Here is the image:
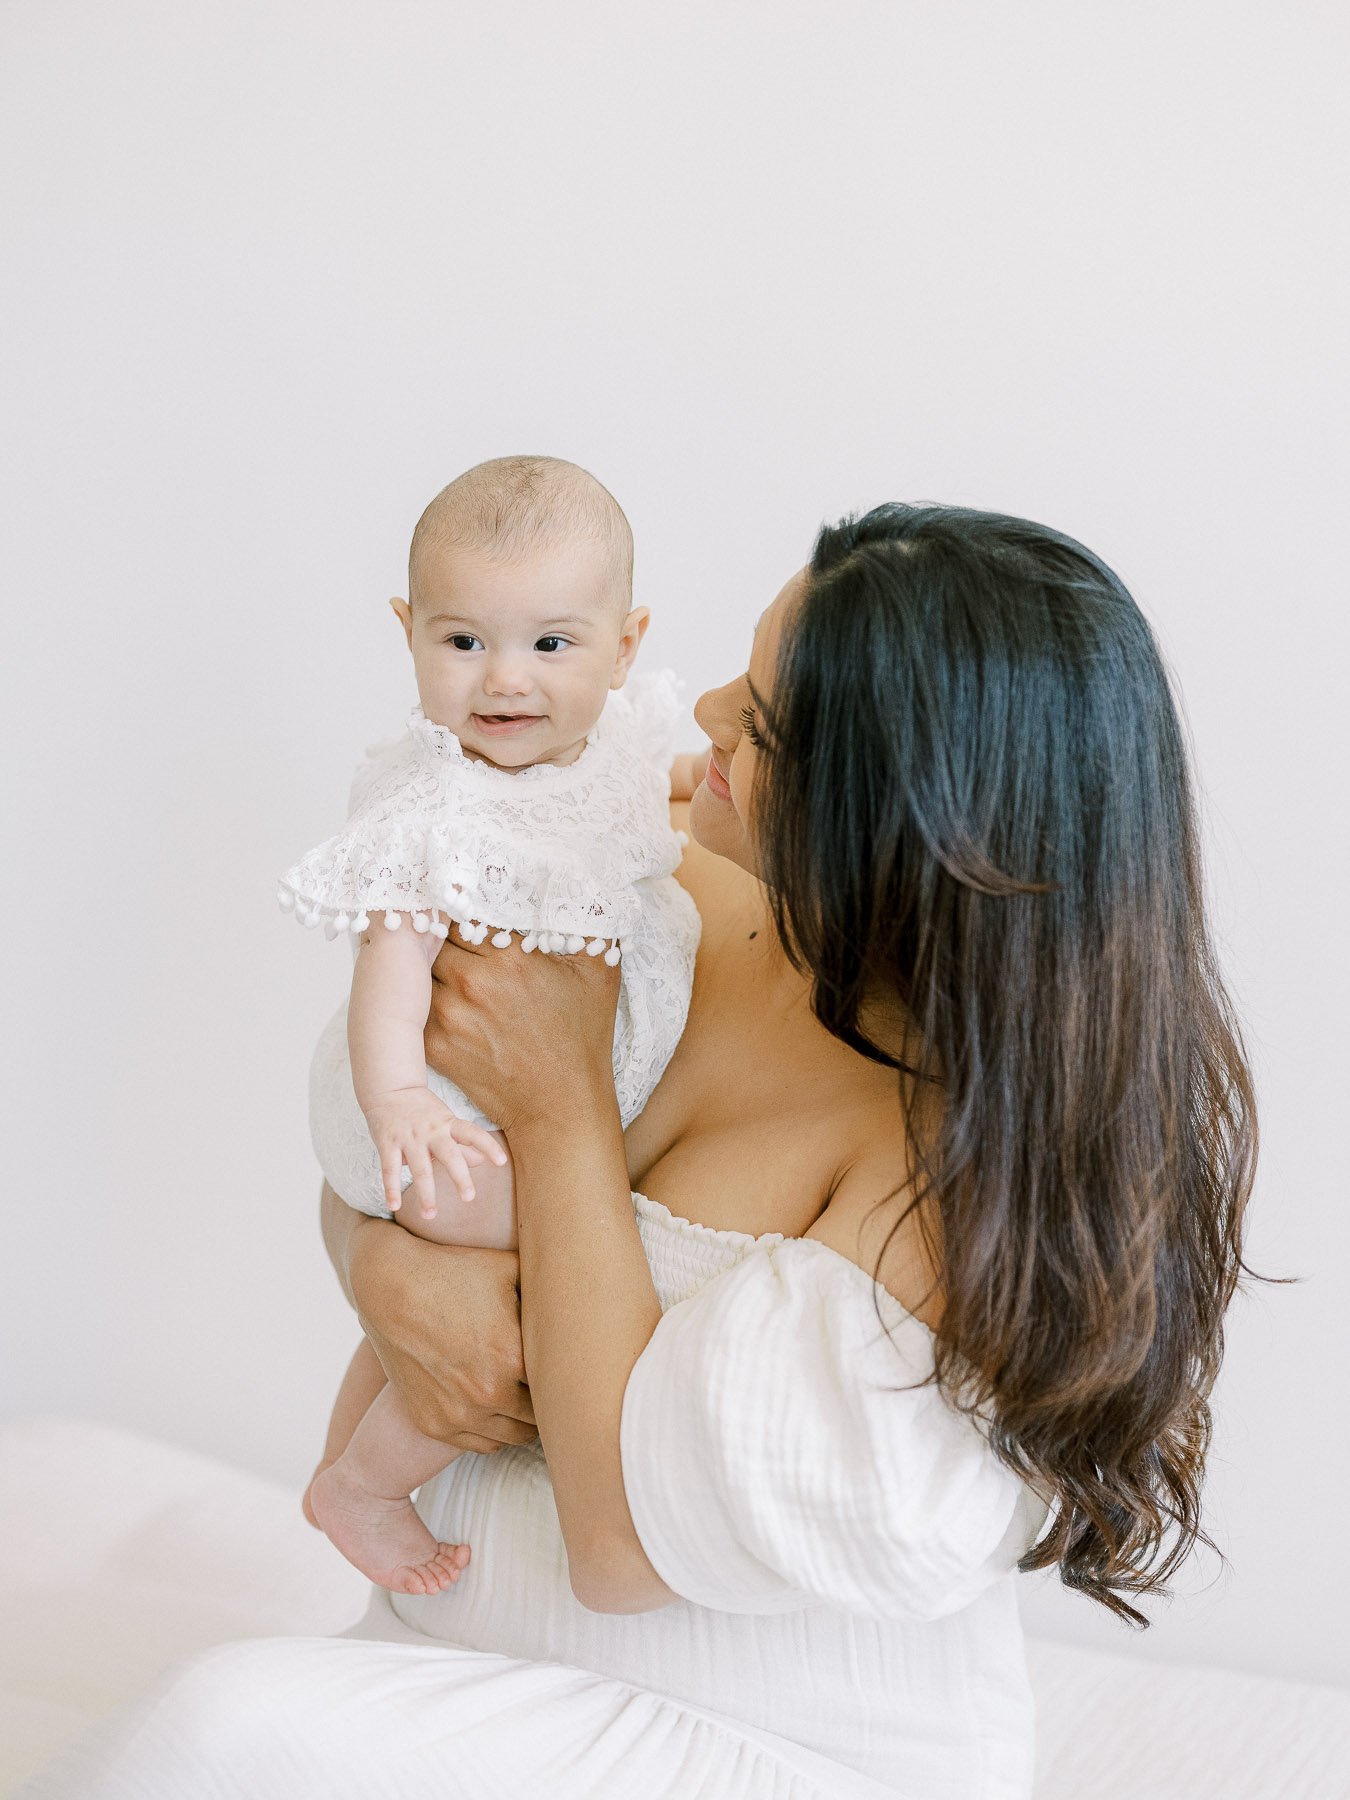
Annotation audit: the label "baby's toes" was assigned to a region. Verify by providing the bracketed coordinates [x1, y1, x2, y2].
[431, 1543, 468, 1583]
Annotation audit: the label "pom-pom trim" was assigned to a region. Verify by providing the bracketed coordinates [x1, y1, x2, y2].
[276, 882, 622, 965]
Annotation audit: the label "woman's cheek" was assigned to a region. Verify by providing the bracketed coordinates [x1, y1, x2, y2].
[728, 744, 756, 824]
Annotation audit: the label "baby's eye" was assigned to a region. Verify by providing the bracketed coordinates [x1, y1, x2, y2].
[535, 635, 569, 653]
[446, 634, 481, 651]
[739, 703, 764, 748]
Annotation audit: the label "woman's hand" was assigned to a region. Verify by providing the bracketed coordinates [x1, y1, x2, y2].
[425, 934, 622, 1133]
[341, 1198, 537, 1454]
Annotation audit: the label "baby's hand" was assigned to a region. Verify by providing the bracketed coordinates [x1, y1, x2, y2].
[363, 1088, 508, 1220]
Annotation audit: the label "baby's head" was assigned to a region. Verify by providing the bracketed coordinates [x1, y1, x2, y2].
[390, 456, 647, 770]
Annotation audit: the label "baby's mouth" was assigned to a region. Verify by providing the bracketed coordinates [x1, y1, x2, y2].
[472, 711, 542, 731]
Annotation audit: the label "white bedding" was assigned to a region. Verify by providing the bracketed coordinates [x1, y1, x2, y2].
[2, 1417, 1346, 1799]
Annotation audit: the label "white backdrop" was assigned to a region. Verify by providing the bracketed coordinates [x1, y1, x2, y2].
[2, 0, 1346, 1692]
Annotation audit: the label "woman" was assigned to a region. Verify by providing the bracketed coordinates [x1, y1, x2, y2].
[26, 504, 1256, 1799]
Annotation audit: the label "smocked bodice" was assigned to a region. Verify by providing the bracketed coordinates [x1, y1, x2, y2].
[632, 1190, 785, 1310]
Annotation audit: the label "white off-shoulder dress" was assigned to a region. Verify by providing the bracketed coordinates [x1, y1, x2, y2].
[21, 1197, 1051, 1800]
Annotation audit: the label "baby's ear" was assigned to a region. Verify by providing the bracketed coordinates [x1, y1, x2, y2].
[388, 596, 414, 650]
[611, 606, 650, 687]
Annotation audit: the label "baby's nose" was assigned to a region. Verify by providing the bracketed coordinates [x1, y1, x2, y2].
[483, 657, 534, 696]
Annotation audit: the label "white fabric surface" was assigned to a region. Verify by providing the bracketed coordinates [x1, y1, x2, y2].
[620, 1236, 1049, 1620]
[12, 1198, 1046, 1797]
[385, 1196, 1045, 1796]
[2, 1417, 1348, 1798]
[286, 668, 702, 1212]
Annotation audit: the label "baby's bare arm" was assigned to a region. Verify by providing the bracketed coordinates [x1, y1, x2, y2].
[349, 914, 505, 1216]
[348, 914, 440, 1113]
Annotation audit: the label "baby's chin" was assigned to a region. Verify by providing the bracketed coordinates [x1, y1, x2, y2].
[458, 713, 590, 770]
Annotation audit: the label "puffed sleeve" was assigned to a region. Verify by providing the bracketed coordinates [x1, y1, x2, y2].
[618, 1238, 1049, 1621]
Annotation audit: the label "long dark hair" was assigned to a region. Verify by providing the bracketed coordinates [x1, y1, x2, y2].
[755, 503, 1260, 1626]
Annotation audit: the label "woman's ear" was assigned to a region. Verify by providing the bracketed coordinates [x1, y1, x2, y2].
[389, 596, 414, 651]
[610, 607, 651, 688]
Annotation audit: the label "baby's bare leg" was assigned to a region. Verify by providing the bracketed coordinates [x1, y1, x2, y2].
[308, 1134, 515, 1593]
[302, 1336, 386, 1528]
[401, 1128, 516, 1249]
[307, 1385, 473, 1595]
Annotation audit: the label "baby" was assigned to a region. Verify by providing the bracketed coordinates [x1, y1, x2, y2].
[278, 456, 701, 1596]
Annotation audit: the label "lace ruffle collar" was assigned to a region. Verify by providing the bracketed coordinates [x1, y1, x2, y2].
[408, 704, 606, 782]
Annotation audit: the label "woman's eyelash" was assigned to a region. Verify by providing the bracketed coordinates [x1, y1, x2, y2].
[739, 704, 764, 747]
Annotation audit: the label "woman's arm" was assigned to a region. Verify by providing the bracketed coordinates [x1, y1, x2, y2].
[424, 943, 676, 1612]
[319, 1180, 538, 1457]
[510, 1101, 675, 1612]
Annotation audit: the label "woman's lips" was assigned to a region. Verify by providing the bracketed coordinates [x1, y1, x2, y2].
[471, 713, 542, 737]
[703, 750, 734, 801]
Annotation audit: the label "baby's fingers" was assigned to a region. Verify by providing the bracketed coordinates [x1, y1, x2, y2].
[378, 1144, 406, 1214]
[428, 1135, 477, 1207]
[449, 1121, 509, 1167]
[403, 1145, 440, 1220]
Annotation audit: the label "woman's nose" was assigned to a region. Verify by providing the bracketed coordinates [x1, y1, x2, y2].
[693, 681, 739, 747]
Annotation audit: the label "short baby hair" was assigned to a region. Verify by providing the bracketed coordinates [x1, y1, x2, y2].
[409, 456, 634, 612]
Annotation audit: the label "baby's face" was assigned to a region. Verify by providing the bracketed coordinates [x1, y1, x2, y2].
[392, 538, 646, 770]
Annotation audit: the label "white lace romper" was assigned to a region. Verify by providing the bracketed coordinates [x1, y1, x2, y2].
[278, 669, 702, 1219]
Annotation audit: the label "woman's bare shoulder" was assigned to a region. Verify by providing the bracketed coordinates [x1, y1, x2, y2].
[804, 1075, 947, 1331]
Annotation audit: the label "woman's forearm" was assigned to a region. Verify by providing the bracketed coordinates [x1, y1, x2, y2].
[320, 1179, 375, 1309]
[509, 1104, 675, 1614]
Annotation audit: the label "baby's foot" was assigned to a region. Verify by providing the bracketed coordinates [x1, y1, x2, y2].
[301, 1461, 335, 1530]
[308, 1461, 471, 1595]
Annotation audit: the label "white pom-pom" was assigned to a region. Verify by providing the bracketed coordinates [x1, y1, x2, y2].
[491, 930, 513, 948]
[412, 912, 429, 933]
[604, 942, 622, 966]
[522, 932, 539, 954]
[277, 887, 295, 912]
[334, 912, 351, 932]
[352, 913, 370, 932]
[431, 920, 449, 940]
[323, 919, 339, 940]
[565, 935, 585, 954]
[303, 909, 321, 929]
[473, 922, 491, 944]
[384, 912, 402, 931]
[458, 920, 475, 942]
[586, 937, 606, 956]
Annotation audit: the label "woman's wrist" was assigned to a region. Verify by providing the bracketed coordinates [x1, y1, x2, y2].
[507, 1079, 623, 1178]
[496, 1051, 622, 1144]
